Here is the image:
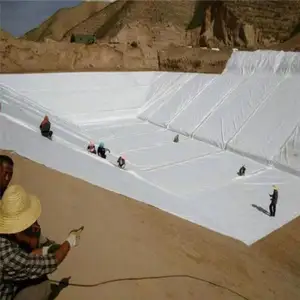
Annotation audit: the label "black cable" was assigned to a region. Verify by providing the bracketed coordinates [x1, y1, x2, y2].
[50, 274, 250, 300]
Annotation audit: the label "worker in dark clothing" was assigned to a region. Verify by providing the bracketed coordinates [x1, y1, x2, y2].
[237, 165, 246, 176]
[269, 185, 278, 217]
[97, 142, 110, 159]
[87, 142, 96, 154]
[39, 115, 53, 140]
[117, 156, 126, 169]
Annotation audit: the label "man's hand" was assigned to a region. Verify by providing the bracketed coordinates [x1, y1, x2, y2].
[66, 226, 84, 248]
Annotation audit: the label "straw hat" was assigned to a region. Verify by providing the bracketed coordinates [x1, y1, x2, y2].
[0, 185, 41, 234]
[272, 185, 278, 190]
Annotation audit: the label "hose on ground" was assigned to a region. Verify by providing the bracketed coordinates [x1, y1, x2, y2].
[50, 274, 250, 300]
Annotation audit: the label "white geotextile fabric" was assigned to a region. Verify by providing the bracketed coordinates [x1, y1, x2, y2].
[1, 112, 300, 245]
[137, 51, 300, 174]
[224, 50, 300, 75]
[0, 72, 157, 124]
[1, 51, 300, 245]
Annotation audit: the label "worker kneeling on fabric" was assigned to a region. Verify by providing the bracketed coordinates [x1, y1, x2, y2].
[0, 185, 82, 300]
[39, 116, 53, 140]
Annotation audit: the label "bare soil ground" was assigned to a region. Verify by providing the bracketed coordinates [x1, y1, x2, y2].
[0, 150, 300, 300]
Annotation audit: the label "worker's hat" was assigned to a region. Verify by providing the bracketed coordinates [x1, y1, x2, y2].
[0, 185, 41, 234]
[272, 185, 278, 190]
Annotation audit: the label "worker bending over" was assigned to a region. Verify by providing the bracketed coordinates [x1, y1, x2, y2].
[97, 142, 110, 159]
[117, 156, 126, 169]
[39, 116, 53, 140]
[87, 141, 96, 154]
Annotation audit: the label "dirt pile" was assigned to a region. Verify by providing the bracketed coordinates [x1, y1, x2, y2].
[1, 150, 300, 300]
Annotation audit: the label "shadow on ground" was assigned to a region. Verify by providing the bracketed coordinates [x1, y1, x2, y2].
[252, 204, 270, 216]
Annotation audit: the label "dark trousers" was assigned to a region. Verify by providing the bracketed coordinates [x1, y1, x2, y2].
[14, 276, 51, 300]
[41, 130, 53, 139]
[100, 153, 106, 159]
[269, 202, 276, 217]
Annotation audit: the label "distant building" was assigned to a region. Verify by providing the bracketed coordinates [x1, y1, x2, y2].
[70, 34, 96, 44]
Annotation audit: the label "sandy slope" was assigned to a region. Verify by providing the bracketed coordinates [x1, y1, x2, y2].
[252, 216, 300, 278]
[1, 149, 300, 300]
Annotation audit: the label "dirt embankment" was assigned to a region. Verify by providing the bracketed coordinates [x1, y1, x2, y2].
[0, 28, 231, 74]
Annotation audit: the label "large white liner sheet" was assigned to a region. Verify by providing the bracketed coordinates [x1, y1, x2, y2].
[138, 151, 266, 197]
[168, 74, 246, 136]
[82, 121, 158, 141]
[124, 138, 219, 171]
[140, 74, 216, 128]
[0, 72, 156, 92]
[0, 72, 157, 123]
[272, 124, 300, 176]
[193, 75, 285, 148]
[3, 112, 299, 245]
[0, 114, 202, 224]
[224, 50, 300, 75]
[185, 168, 300, 244]
[228, 76, 300, 164]
[2, 53, 300, 245]
[103, 130, 187, 154]
[138, 73, 197, 123]
[0, 85, 89, 149]
[140, 72, 186, 112]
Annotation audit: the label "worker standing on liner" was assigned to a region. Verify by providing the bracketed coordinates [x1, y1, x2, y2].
[269, 185, 278, 217]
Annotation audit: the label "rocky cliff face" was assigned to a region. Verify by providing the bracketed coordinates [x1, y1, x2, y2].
[190, 1, 262, 48]
[23, 0, 300, 50]
[226, 0, 300, 42]
[2, 1, 300, 74]
[190, 0, 300, 48]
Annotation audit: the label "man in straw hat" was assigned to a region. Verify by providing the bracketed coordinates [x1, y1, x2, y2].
[269, 185, 279, 217]
[0, 155, 55, 250]
[0, 185, 82, 300]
